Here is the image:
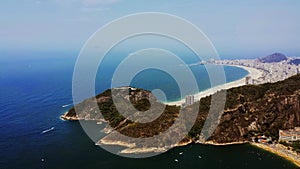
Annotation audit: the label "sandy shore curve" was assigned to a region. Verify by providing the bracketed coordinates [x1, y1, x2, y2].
[165, 65, 263, 106]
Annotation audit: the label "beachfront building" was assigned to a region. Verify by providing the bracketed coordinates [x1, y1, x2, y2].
[208, 57, 300, 85]
[185, 95, 195, 106]
[279, 127, 300, 142]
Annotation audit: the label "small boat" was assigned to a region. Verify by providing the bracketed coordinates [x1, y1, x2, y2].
[41, 127, 54, 134]
[179, 152, 183, 155]
[198, 155, 202, 159]
[174, 159, 179, 162]
[62, 104, 72, 108]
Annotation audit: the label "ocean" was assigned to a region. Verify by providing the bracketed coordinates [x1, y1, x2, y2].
[0, 52, 297, 169]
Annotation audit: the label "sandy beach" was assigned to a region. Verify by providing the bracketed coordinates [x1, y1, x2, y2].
[202, 140, 249, 146]
[251, 143, 300, 167]
[166, 65, 263, 106]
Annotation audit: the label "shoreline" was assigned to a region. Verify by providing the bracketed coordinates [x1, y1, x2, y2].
[97, 138, 300, 167]
[60, 112, 82, 121]
[251, 143, 300, 167]
[201, 140, 249, 146]
[97, 137, 249, 154]
[165, 64, 263, 106]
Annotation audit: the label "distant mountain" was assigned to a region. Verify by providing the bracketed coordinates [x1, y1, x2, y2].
[258, 53, 287, 63]
[289, 59, 300, 66]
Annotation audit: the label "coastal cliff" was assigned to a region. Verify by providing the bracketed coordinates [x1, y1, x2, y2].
[62, 74, 300, 150]
[190, 74, 300, 143]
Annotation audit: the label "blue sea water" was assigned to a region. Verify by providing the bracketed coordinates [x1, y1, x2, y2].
[0, 52, 297, 169]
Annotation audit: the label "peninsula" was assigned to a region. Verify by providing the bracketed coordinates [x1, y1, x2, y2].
[62, 53, 300, 166]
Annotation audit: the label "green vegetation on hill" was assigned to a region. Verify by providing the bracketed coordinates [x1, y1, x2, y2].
[191, 74, 300, 143]
[63, 87, 180, 138]
[62, 74, 300, 144]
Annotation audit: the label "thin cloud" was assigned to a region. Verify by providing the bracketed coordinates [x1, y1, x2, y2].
[82, 0, 120, 7]
[81, 7, 110, 12]
[54, 0, 120, 8]
[62, 17, 91, 22]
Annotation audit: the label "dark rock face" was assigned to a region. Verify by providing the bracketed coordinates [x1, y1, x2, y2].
[258, 53, 287, 63]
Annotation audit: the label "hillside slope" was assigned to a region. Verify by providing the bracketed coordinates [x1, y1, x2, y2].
[62, 74, 300, 145]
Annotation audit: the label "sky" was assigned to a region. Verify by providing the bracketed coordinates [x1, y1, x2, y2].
[1, 0, 300, 58]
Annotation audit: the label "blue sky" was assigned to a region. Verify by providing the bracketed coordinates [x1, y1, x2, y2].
[1, 0, 300, 58]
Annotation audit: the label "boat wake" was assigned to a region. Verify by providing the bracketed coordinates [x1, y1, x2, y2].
[41, 127, 54, 134]
[62, 103, 72, 108]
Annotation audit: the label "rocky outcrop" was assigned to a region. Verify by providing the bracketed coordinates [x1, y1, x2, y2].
[61, 87, 180, 138]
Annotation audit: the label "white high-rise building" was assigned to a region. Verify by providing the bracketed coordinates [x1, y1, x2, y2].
[185, 95, 195, 106]
[245, 76, 251, 85]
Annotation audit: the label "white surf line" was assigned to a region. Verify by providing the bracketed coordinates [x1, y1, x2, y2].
[165, 65, 263, 106]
